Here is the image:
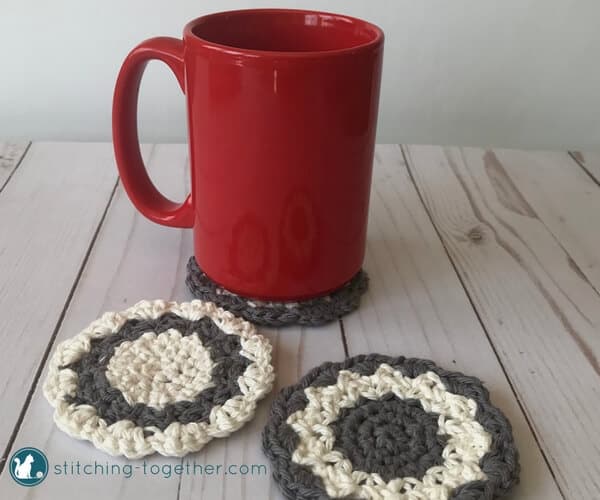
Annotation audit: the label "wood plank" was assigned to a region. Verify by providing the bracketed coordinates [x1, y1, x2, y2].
[0, 146, 190, 499]
[0, 141, 30, 191]
[0, 143, 346, 500]
[341, 145, 562, 499]
[480, 149, 600, 312]
[404, 144, 600, 500]
[0, 143, 186, 499]
[0, 142, 119, 459]
[571, 151, 600, 186]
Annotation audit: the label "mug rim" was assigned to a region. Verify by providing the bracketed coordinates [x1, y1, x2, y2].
[183, 8, 384, 58]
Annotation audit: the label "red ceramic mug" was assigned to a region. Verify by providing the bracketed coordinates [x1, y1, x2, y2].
[113, 9, 384, 301]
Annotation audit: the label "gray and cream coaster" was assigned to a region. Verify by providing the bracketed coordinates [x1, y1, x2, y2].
[43, 300, 275, 459]
[185, 257, 369, 327]
[263, 354, 519, 500]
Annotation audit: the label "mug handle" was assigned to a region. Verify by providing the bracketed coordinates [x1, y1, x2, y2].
[112, 37, 194, 228]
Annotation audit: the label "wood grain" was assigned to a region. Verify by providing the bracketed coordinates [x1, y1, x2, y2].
[0, 141, 29, 191]
[571, 151, 600, 186]
[4, 141, 594, 498]
[0, 142, 118, 459]
[341, 145, 562, 499]
[482, 149, 600, 311]
[0, 143, 346, 500]
[404, 145, 600, 500]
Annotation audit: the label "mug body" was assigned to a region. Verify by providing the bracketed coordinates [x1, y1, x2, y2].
[183, 9, 384, 300]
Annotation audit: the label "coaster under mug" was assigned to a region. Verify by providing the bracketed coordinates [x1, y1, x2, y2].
[186, 257, 369, 327]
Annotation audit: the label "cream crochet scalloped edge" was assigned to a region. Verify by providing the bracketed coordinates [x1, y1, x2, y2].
[43, 300, 275, 458]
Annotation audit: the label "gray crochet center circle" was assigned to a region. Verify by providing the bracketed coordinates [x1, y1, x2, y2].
[331, 395, 447, 482]
[63, 312, 250, 432]
[185, 257, 369, 327]
[262, 354, 520, 500]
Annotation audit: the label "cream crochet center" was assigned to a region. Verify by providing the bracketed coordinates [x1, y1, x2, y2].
[287, 364, 492, 500]
[43, 300, 274, 458]
[105, 329, 216, 408]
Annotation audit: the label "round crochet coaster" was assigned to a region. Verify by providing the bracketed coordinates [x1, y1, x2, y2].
[263, 354, 519, 500]
[185, 257, 369, 327]
[43, 300, 275, 459]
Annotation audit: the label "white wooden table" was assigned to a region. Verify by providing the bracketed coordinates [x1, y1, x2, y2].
[0, 142, 599, 499]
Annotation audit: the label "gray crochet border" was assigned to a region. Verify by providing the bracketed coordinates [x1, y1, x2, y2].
[262, 354, 520, 500]
[63, 312, 250, 432]
[185, 257, 369, 327]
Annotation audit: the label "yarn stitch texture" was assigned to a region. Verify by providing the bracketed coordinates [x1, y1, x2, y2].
[263, 354, 519, 500]
[185, 257, 369, 327]
[44, 300, 275, 458]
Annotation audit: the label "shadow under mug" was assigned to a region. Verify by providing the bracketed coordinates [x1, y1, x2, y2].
[113, 9, 384, 301]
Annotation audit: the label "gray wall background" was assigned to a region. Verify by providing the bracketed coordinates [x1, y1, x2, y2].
[1, 0, 599, 149]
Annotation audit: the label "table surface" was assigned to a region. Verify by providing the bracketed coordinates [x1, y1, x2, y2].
[0, 142, 599, 499]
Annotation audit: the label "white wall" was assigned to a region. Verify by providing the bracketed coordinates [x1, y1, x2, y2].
[1, 0, 599, 150]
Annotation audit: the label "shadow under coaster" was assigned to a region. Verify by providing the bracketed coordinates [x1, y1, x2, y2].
[185, 257, 369, 327]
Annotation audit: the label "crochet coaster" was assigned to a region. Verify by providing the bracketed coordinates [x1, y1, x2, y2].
[263, 354, 519, 500]
[185, 257, 369, 327]
[43, 300, 275, 458]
